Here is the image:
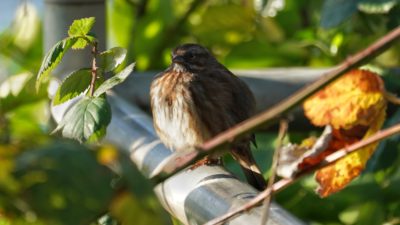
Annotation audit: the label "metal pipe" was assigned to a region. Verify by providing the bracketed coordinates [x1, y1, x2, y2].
[105, 94, 306, 225]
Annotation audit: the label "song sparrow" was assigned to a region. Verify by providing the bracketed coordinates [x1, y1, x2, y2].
[150, 43, 266, 190]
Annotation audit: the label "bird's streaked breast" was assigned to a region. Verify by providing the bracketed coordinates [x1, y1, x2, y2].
[150, 72, 207, 151]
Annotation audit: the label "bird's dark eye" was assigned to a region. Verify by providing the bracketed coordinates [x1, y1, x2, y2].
[185, 52, 195, 60]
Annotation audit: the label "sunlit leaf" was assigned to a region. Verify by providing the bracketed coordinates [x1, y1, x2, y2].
[303, 69, 387, 197]
[98, 47, 127, 72]
[68, 17, 95, 37]
[52, 69, 91, 106]
[316, 110, 386, 197]
[93, 63, 135, 97]
[71, 38, 89, 50]
[12, 2, 40, 51]
[303, 69, 386, 130]
[36, 37, 77, 90]
[67, 17, 97, 49]
[0, 74, 47, 115]
[54, 96, 111, 143]
[0, 72, 32, 98]
[358, 0, 399, 14]
[71, 34, 96, 50]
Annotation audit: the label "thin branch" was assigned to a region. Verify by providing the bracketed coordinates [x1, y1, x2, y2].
[259, 119, 288, 225]
[89, 42, 98, 97]
[204, 122, 400, 225]
[155, 26, 400, 180]
[384, 91, 400, 105]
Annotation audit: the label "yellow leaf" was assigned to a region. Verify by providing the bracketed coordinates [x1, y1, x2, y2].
[315, 106, 386, 197]
[302, 69, 388, 197]
[97, 144, 119, 165]
[303, 69, 386, 129]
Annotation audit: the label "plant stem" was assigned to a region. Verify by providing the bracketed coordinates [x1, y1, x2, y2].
[204, 122, 400, 225]
[259, 119, 288, 225]
[89, 42, 98, 97]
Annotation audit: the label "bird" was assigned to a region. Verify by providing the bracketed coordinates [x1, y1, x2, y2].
[150, 43, 266, 190]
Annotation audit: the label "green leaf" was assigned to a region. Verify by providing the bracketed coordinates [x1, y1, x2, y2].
[36, 37, 77, 90]
[358, 0, 399, 14]
[87, 126, 107, 143]
[320, 0, 358, 28]
[52, 69, 92, 106]
[94, 62, 135, 97]
[0, 72, 33, 98]
[68, 17, 96, 37]
[71, 34, 97, 49]
[0, 73, 47, 114]
[71, 38, 89, 50]
[98, 47, 127, 72]
[54, 96, 111, 142]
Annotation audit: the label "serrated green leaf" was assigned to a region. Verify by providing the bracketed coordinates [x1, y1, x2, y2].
[94, 63, 135, 97]
[68, 17, 96, 37]
[54, 96, 111, 142]
[71, 34, 97, 49]
[36, 37, 77, 90]
[71, 37, 89, 49]
[98, 47, 127, 72]
[53, 69, 92, 106]
[320, 0, 358, 28]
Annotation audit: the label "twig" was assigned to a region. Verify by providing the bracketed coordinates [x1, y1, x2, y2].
[259, 119, 288, 225]
[155, 26, 400, 181]
[385, 91, 400, 105]
[89, 42, 98, 97]
[204, 122, 400, 225]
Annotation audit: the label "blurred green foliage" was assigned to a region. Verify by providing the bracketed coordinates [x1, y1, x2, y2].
[108, 0, 400, 70]
[1, 0, 400, 224]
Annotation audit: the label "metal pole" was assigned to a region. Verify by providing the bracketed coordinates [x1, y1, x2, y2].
[105, 94, 306, 225]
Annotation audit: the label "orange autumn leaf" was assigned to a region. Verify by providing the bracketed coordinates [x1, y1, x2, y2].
[303, 69, 386, 130]
[315, 109, 385, 197]
[303, 69, 387, 197]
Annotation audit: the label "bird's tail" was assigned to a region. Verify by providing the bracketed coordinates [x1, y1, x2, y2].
[231, 146, 266, 191]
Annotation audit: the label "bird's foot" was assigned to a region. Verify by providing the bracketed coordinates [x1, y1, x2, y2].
[190, 157, 222, 170]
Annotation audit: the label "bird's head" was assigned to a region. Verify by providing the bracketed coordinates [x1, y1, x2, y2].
[170, 43, 217, 73]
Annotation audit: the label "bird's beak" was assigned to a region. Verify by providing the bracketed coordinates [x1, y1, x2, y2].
[172, 55, 185, 64]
